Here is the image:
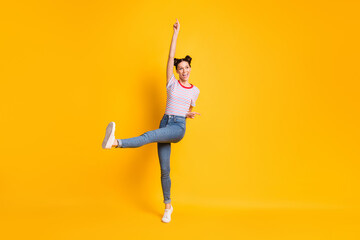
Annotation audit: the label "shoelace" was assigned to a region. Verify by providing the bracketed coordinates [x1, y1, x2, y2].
[163, 209, 172, 219]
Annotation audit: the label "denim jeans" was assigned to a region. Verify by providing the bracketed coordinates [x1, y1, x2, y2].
[116, 114, 186, 204]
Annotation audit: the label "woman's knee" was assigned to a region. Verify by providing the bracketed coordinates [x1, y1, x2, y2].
[161, 167, 170, 177]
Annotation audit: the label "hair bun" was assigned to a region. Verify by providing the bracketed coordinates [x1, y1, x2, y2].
[173, 55, 192, 69]
[174, 58, 179, 65]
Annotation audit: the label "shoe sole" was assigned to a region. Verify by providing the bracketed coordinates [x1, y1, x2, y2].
[102, 122, 115, 149]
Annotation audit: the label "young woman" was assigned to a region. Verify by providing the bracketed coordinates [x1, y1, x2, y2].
[101, 18, 200, 223]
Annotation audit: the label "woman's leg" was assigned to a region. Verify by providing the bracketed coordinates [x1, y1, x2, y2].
[158, 142, 172, 204]
[116, 124, 184, 148]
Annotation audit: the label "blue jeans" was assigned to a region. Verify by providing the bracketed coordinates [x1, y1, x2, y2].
[116, 114, 186, 204]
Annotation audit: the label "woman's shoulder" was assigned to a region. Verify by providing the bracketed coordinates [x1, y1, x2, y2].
[192, 85, 200, 93]
[189, 85, 199, 96]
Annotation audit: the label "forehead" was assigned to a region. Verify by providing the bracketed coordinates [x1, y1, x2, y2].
[178, 61, 190, 68]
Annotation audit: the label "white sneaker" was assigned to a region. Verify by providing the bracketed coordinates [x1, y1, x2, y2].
[161, 205, 173, 223]
[102, 122, 116, 149]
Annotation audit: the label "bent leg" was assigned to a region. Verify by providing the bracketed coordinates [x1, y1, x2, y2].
[158, 142, 171, 203]
[118, 125, 184, 148]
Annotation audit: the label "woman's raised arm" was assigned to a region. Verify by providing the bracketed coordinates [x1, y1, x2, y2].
[167, 18, 180, 85]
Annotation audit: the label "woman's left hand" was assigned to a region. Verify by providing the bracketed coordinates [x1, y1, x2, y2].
[186, 112, 200, 119]
[173, 18, 180, 35]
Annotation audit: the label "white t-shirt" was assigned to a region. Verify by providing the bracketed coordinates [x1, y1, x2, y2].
[164, 73, 200, 117]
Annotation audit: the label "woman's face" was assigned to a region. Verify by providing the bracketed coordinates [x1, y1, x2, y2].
[176, 61, 191, 81]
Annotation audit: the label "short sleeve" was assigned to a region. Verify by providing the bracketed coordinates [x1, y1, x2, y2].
[191, 89, 200, 107]
[166, 74, 176, 90]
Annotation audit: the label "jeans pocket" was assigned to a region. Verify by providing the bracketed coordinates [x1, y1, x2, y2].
[175, 117, 185, 123]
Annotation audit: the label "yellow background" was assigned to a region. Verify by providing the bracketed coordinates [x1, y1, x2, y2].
[1, 0, 359, 239]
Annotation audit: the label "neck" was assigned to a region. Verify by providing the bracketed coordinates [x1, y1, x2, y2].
[179, 79, 190, 87]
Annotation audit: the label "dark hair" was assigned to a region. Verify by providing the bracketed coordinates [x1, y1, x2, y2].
[174, 55, 192, 70]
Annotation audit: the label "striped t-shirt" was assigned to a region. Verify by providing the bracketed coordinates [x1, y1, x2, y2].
[165, 73, 200, 117]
